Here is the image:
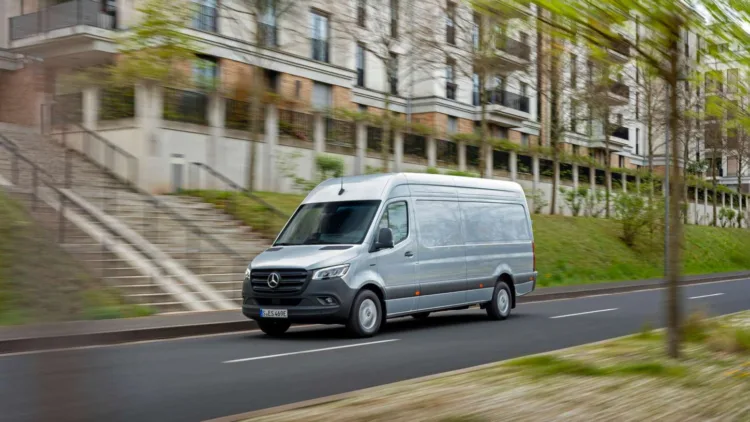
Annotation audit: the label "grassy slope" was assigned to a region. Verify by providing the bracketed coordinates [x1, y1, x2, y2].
[0, 191, 153, 325]
[187, 191, 750, 288]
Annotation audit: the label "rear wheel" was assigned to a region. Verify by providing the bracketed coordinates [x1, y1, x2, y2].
[347, 290, 382, 338]
[486, 281, 512, 321]
[257, 319, 291, 337]
[411, 312, 431, 320]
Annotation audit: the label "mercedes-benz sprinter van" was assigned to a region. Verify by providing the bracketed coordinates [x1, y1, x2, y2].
[242, 173, 536, 337]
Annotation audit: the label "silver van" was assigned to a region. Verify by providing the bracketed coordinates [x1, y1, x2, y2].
[242, 173, 537, 337]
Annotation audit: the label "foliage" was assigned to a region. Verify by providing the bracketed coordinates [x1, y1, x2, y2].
[614, 191, 662, 247]
[583, 189, 606, 218]
[559, 187, 588, 217]
[525, 189, 549, 214]
[718, 208, 737, 228]
[292, 154, 345, 193]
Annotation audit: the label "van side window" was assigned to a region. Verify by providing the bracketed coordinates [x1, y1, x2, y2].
[415, 200, 463, 247]
[378, 201, 409, 244]
[460, 202, 531, 243]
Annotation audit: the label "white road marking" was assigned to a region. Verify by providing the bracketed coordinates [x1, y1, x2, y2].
[550, 308, 618, 319]
[223, 339, 400, 364]
[689, 293, 724, 300]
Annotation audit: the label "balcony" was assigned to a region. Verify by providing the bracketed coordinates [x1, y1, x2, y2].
[494, 36, 531, 73]
[10, 0, 116, 41]
[608, 36, 630, 62]
[484, 89, 530, 125]
[597, 80, 630, 105]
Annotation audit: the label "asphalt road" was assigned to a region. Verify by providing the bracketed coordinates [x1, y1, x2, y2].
[1, 278, 749, 422]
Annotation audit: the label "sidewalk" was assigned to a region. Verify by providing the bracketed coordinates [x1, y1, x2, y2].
[1, 270, 748, 354]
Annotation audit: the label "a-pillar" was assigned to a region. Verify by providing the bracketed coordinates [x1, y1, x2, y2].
[207, 93, 224, 189]
[263, 103, 279, 192]
[393, 131, 404, 173]
[354, 122, 366, 175]
[509, 151, 517, 181]
[458, 141, 467, 172]
[427, 136, 437, 169]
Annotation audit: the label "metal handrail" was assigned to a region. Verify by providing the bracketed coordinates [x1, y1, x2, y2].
[45, 107, 245, 260]
[189, 162, 290, 220]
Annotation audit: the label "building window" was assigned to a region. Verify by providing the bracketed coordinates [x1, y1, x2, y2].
[258, 0, 277, 46]
[358, 104, 368, 113]
[446, 59, 457, 100]
[193, 0, 218, 32]
[446, 2, 456, 45]
[472, 73, 480, 106]
[570, 53, 577, 88]
[356, 43, 366, 87]
[311, 11, 329, 62]
[357, 0, 366, 27]
[390, 0, 399, 38]
[520, 82, 528, 98]
[570, 100, 578, 132]
[312, 82, 332, 109]
[635, 92, 639, 119]
[472, 14, 481, 50]
[636, 128, 640, 155]
[572, 145, 580, 156]
[448, 116, 458, 134]
[618, 156, 625, 168]
[389, 53, 399, 95]
[521, 133, 529, 147]
[294, 80, 301, 98]
[193, 55, 218, 89]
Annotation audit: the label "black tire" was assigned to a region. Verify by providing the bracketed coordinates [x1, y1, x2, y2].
[257, 319, 291, 337]
[411, 312, 431, 320]
[347, 290, 383, 338]
[486, 281, 512, 321]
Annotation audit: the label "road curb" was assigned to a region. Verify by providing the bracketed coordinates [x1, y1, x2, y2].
[203, 309, 750, 422]
[1, 271, 748, 355]
[0, 320, 257, 355]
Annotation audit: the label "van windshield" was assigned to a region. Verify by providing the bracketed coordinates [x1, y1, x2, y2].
[274, 200, 382, 246]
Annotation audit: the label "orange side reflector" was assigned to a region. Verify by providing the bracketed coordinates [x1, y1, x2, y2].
[479, 284, 484, 288]
[415, 291, 420, 296]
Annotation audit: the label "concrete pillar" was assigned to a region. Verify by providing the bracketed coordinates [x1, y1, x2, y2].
[458, 141, 467, 172]
[730, 193, 734, 210]
[393, 131, 404, 173]
[722, 192, 726, 208]
[354, 122, 366, 175]
[207, 93, 224, 185]
[134, 82, 161, 191]
[313, 112, 325, 154]
[694, 186, 699, 225]
[263, 103, 279, 192]
[427, 136, 437, 168]
[509, 151, 517, 181]
[572, 163, 579, 190]
[622, 174, 627, 192]
[82, 86, 99, 130]
[589, 166, 596, 193]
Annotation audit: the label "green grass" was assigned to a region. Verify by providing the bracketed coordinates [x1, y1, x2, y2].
[507, 354, 687, 379]
[183, 190, 750, 288]
[0, 191, 155, 325]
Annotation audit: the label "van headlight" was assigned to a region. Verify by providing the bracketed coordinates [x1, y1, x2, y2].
[312, 264, 350, 280]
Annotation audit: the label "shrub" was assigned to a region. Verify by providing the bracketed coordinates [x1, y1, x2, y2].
[525, 189, 548, 214]
[559, 186, 588, 216]
[613, 191, 660, 247]
[584, 189, 606, 217]
[718, 207, 737, 228]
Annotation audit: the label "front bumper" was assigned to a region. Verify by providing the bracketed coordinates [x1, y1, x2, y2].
[241, 275, 357, 324]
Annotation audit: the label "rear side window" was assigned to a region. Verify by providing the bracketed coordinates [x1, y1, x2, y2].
[415, 200, 463, 247]
[460, 202, 531, 243]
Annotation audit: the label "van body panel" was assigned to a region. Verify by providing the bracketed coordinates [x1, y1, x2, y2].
[242, 172, 537, 327]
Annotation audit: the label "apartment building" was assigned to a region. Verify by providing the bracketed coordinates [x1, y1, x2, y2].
[1, 0, 745, 194]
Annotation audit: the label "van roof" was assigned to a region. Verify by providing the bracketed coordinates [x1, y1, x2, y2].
[301, 172, 525, 204]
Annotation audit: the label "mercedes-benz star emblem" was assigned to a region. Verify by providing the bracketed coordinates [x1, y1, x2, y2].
[267, 272, 281, 289]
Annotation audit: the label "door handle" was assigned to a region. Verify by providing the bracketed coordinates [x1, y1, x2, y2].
[404, 251, 414, 257]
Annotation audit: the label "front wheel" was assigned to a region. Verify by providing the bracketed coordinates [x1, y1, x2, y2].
[486, 281, 512, 321]
[347, 290, 383, 338]
[257, 319, 291, 337]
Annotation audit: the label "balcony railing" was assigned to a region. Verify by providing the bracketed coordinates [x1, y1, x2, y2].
[609, 81, 630, 98]
[10, 0, 116, 41]
[486, 89, 530, 113]
[496, 36, 531, 60]
[611, 126, 629, 140]
[163, 88, 209, 126]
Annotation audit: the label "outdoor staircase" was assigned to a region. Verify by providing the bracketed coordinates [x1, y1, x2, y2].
[0, 128, 270, 312]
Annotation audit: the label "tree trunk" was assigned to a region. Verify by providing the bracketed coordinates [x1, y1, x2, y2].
[683, 114, 691, 224]
[479, 76, 489, 178]
[666, 47, 683, 360]
[711, 146, 718, 226]
[604, 108, 611, 218]
[381, 94, 392, 172]
[549, 40, 560, 215]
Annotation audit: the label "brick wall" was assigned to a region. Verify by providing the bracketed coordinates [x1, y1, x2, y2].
[279, 74, 313, 106]
[221, 59, 253, 99]
[332, 86, 353, 109]
[0, 66, 45, 127]
[458, 118, 474, 134]
[508, 130, 522, 144]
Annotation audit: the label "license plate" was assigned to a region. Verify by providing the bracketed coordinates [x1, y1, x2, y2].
[261, 309, 288, 318]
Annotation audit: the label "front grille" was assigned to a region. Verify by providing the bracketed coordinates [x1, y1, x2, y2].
[250, 269, 310, 294]
[253, 298, 303, 307]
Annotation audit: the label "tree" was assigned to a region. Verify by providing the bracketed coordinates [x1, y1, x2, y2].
[477, 0, 750, 359]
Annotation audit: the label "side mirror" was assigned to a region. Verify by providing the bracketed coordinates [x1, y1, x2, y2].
[374, 227, 395, 251]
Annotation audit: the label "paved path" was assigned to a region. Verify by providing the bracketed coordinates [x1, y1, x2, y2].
[1, 278, 748, 422]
